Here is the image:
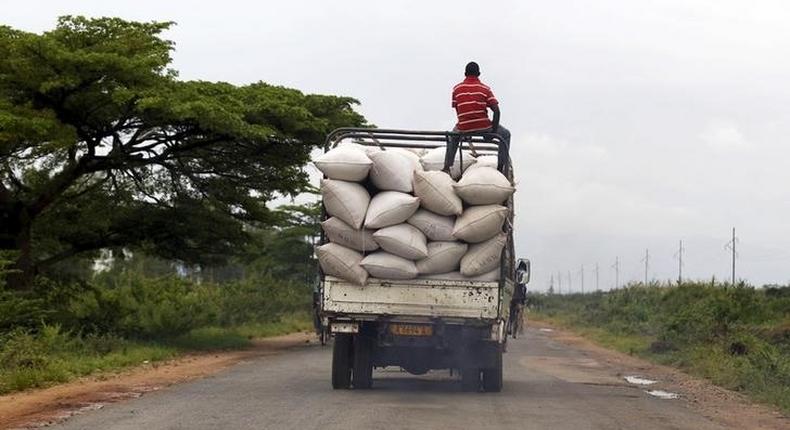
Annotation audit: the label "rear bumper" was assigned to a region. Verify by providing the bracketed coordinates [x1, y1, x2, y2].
[327, 318, 506, 343]
[354, 320, 504, 372]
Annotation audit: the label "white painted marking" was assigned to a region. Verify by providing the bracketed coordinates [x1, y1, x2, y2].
[646, 390, 680, 399]
[624, 375, 657, 385]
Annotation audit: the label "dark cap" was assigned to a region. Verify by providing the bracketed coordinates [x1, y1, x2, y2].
[465, 61, 480, 77]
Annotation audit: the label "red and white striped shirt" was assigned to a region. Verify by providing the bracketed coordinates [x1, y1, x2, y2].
[452, 76, 498, 131]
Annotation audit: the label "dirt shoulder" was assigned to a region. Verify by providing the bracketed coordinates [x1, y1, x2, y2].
[0, 331, 316, 430]
[528, 319, 788, 430]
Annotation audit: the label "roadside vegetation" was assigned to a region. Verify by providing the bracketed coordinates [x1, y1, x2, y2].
[0, 244, 316, 395]
[528, 282, 790, 414]
[0, 17, 366, 395]
[0, 198, 323, 395]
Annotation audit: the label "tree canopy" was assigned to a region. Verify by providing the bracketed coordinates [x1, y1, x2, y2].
[0, 16, 366, 288]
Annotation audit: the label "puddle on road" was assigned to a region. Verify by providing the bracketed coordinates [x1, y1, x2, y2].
[624, 375, 657, 385]
[646, 390, 680, 399]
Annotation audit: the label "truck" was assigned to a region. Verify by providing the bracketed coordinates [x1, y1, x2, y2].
[317, 128, 529, 392]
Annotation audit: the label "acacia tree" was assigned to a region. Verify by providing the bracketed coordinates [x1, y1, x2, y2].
[0, 17, 366, 289]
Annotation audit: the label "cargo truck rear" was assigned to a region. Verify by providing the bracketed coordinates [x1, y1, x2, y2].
[317, 128, 527, 392]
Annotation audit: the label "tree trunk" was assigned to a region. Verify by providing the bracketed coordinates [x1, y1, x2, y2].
[1, 204, 36, 290]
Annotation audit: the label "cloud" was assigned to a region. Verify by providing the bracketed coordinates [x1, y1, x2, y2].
[699, 121, 749, 150]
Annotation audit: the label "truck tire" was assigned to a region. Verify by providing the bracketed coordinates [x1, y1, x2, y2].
[352, 334, 374, 389]
[461, 368, 480, 392]
[482, 349, 503, 392]
[332, 334, 352, 389]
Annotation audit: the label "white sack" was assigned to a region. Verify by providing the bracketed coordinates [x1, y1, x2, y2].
[416, 241, 468, 274]
[321, 217, 378, 252]
[420, 147, 477, 179]
[454, 167, 515, 205]
[313, 147, 372, 181]
[412, 170, 463, 216]
[461, 233, 507, 276]
[317, 243, 368, 285]
[372, 224, 428, 260]
[423, 268, 500, 281]
[364, 191, 420, 229]
[468, 155, 499, 170]
[390, 148, 424, 172]
[321, 179, 370, 229]
[453, 205, 508, 243]
[407, 209, 455, 241]
[368, 150, 415, 192]
[337, 141, 380, 156]
[360, 252, 418, 280]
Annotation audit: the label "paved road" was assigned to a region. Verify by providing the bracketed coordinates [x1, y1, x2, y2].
[53, 327, 731, 430]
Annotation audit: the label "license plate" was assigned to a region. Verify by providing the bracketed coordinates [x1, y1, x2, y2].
[390, 324, 433, 336]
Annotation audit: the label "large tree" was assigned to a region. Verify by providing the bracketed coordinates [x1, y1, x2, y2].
[0, 16, 366, 288]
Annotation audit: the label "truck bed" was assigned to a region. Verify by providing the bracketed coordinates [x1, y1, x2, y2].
[322, 276, 508, 321]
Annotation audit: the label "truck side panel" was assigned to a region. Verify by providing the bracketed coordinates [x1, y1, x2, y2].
[323, 277, 502, 320]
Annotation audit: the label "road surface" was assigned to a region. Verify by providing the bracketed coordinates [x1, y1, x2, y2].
[47, 326, 775, 430]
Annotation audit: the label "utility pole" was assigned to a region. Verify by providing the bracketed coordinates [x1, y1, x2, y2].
[611, 257, 620, 289]
[725, 227, 738, 285]
[579, 264, 585, 294]
[557, 270, 562, 294]
[641, 249, 650, 285]
[595, 263, 600, 291]
[549, 274, 555, 294]
[673, 240, 684, 285]
[732, 228, 737, 284]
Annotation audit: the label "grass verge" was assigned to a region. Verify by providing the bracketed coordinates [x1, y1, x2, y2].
[0, 313, 312, 395]
[532, 313, 653, 356]
[529, 284, 790, 415]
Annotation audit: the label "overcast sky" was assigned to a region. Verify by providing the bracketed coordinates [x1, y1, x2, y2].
[7, 1, 790, 290]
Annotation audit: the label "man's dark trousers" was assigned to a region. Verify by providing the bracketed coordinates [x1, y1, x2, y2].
[443, 125, 511, 172]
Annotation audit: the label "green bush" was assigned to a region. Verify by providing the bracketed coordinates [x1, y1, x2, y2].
[0, 270, 313, 394]
[0, 253, 51, 332]
[0, 242, 315, 394]
[0, 324, 177, 394]
[36, 272, 312, 340]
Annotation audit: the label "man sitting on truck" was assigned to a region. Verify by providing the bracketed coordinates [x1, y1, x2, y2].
[443, 61, 512, 173]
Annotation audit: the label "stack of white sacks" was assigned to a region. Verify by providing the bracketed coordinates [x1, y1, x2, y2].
[314, 143, 514, 286]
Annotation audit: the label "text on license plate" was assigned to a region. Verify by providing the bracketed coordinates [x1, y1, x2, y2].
[390, 324, 433, 336]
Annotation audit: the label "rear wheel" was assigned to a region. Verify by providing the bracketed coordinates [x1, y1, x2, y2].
[352, 334, 374, 389]
[482, 349, 503, 392]
[332, 334, 352, 389]
[461, 368, 480, 392]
